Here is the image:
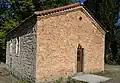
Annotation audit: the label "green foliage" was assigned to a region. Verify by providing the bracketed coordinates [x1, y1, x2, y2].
[33, 0, 73, 10]
[54, 77, 64, 83]
[106, 48, 120, 65]
[66, 77, 88, 83]
[85, 0, 119, 30]
[66, 76, 79, 83]
[85, 0, 120, 64]
[0, 0, 73, 62]
[106, 53, 116, 65]
[0, 0, 36, 62]
[0, 38, 6, 62]
[115, 48, 120, 64]
[17, 79, 30, 83]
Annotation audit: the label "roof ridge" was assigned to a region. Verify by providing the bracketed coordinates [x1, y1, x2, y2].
[35, 3, 81, 16]
[81, 6, 106, 34]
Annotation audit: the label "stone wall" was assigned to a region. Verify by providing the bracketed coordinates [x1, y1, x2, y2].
[6, 16, 37, 83]
[36, 8, 105, 82]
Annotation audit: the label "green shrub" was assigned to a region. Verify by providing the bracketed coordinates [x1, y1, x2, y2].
[106, 52, 116, 65]
[17, 80, 30, 83]
[54, 77, 64, 83]
[106, 48, 120, 65]
[115, 49, 120, 64]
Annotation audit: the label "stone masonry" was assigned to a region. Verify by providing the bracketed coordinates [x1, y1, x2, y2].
[36, 6, 105, 82]
[6, 15, 37, 83]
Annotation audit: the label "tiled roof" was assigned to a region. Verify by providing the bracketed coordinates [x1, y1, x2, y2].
[35, 3, 105, 34]
[35, 3, 81, 16]
[6, 3, 106, 36]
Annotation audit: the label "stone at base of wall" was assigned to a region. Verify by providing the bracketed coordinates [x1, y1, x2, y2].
[87, 68, 104, 74]
[36, 76, 66, 83]
[6, 65, 35, 83]
[36, 73, 76, 83]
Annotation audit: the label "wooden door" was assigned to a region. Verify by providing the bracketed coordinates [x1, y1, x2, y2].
[77, 44, 83, 72]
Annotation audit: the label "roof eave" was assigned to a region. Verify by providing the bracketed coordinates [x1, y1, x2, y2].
[81, 6, 106, 35]
[34, 3, 81, 16]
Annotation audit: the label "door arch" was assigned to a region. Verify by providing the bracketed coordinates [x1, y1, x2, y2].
[77, 44, 84, 72]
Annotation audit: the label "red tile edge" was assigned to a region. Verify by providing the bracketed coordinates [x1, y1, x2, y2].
[35, 3, 81, 16]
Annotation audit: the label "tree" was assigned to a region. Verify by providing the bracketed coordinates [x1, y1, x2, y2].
[85, 0, 119, 63]
[0, 0, 73, 62]
[33, 0, 73, 10]
[0, 0, 35, 62]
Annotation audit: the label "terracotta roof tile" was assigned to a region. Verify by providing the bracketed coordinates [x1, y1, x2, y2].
[35, 3, 81, 16]
[6, 3, 106, 36]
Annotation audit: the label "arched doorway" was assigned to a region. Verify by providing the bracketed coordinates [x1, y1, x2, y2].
[77, 44, 84, 72]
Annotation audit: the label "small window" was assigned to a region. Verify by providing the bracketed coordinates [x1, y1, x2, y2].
[16, 37, 20, 56]
[10, 40, 12, 55]
[79, 17, 82, 20]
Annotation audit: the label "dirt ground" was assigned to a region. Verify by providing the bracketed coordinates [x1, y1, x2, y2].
[0, 63, 18, 83]
[0, 63, 120, 83]
[96, 65, 120, 83]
